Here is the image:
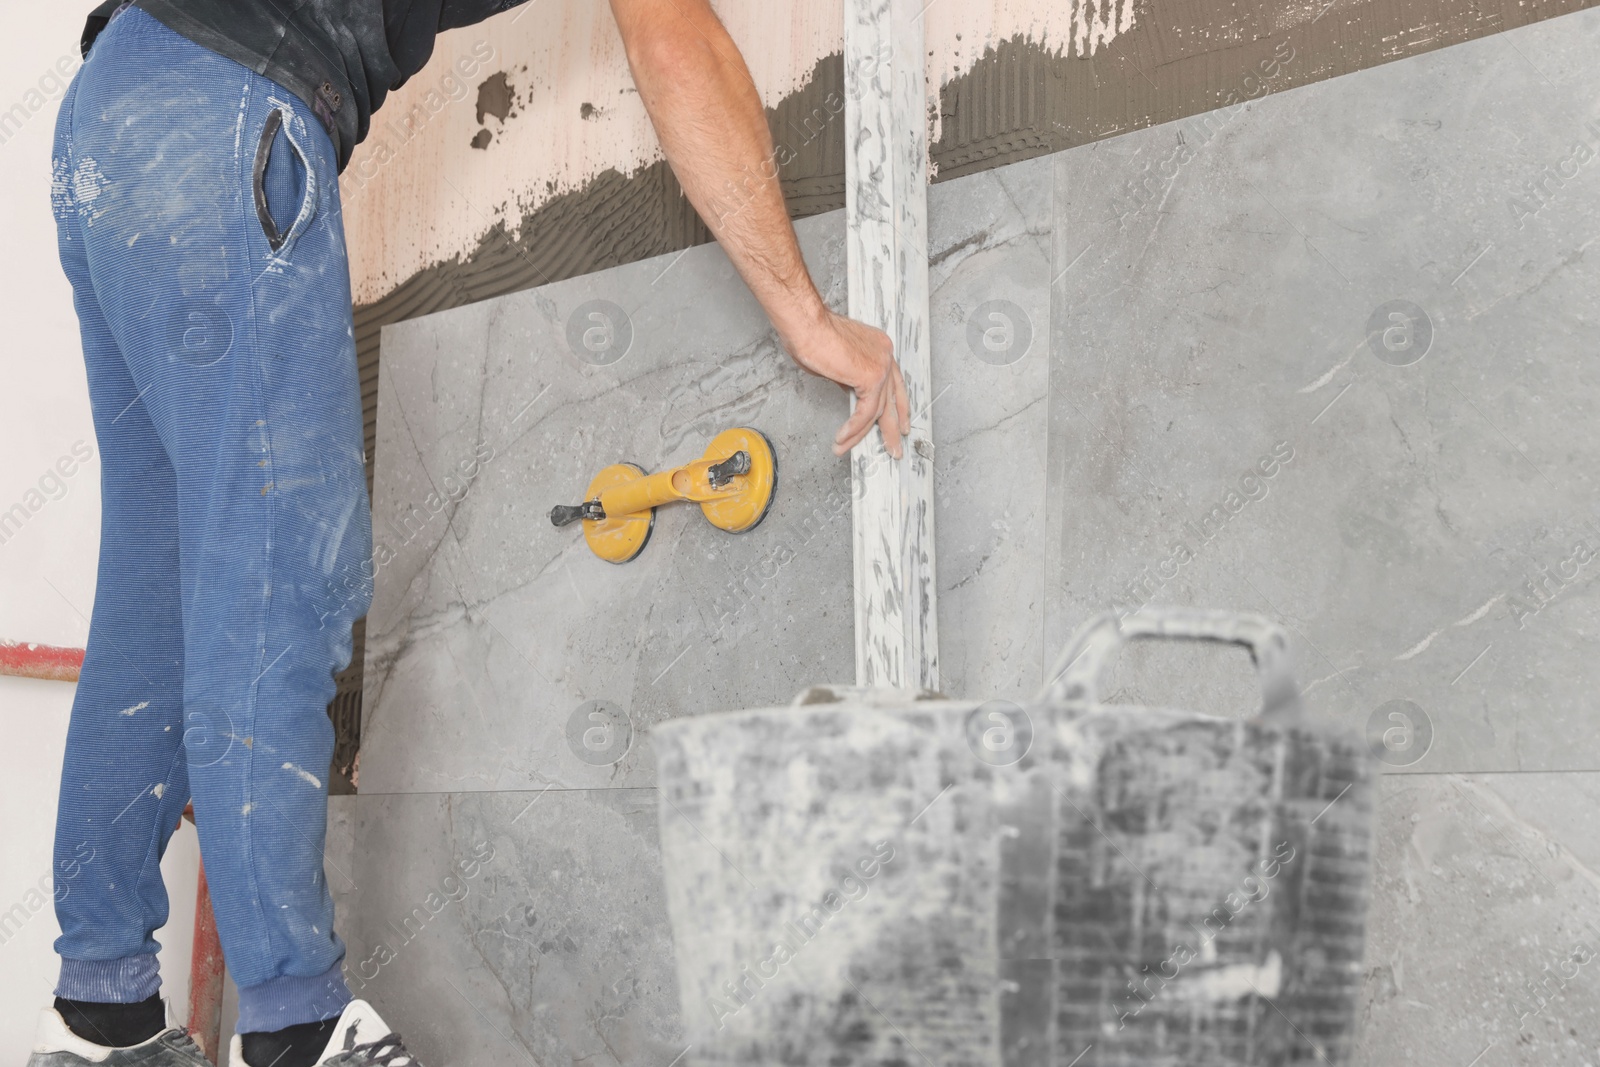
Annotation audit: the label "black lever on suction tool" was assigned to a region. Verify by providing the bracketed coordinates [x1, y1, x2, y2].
[549, 500, 606, 527]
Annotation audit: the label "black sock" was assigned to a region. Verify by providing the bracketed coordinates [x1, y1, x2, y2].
[54, 995, 166, 1047]
[239, 1017, 339, 1067]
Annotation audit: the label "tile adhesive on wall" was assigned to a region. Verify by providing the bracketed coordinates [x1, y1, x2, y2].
[325, 0, 1599, 789]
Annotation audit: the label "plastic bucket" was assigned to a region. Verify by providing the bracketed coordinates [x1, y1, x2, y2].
[654, 609, 1375, 1067]
[1032, 610, 1375, 1066]
[654, 686, 1007, 1067]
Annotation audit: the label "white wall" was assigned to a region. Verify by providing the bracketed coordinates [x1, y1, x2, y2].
[0, 4, 199, 1055]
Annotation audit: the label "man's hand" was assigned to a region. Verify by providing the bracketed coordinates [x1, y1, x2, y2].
[608, 0, 907, 458]
[785, 311, 909, 457]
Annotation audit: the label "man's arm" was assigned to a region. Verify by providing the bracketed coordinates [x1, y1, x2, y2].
[607, 0, 908, 459]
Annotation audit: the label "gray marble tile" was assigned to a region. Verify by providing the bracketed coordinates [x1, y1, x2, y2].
[1359, 772, 1600, 1064]
[361, 217, 857, 793]
[928, 155, 1054, 701]
[1046, 7, 1600, 773]
[340, 789, 681, 1067]
[362, 159, 1066, 791]
[326, 795, 359, 926]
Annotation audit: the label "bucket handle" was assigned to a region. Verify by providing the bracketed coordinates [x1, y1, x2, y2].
[1037, 607, 1303, 724]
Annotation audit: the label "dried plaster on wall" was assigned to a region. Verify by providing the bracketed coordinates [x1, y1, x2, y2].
[338, 0, 1135, 305]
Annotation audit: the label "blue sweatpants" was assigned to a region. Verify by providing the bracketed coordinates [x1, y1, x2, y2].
[49, 7, 372, 1033]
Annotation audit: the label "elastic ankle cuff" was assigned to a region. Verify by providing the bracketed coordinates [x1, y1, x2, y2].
[56, 954, 161, 1003]
[236, 962, 350, 1033]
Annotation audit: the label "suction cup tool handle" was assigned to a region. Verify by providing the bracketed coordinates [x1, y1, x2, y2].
[550, 501, 604, 527]
[1038, 607, 1302, 724]
[707, 450, 751, 488]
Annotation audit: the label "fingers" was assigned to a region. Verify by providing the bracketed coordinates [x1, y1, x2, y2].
[834, 363, 914, 459]
[876, 396, 902, 454]
[892, 364, 910, 438]
[834, 384, 884, 455]
[836, 390, 887, 455]
[828, 318, 908, 458]
[876, 364, 907, 459]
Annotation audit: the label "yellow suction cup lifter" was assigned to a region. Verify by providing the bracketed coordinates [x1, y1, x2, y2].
[550, 427, 778, 563]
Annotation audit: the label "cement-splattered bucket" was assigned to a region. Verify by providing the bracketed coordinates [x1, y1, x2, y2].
[1034, 609, 1375, 1066]
[654, 609, 1374, 1067]
[653, 686, 1010, 1067]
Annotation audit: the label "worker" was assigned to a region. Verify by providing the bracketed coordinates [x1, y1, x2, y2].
[32, 0, 910, 1064]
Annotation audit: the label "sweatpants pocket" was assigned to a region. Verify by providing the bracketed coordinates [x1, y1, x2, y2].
[252, 108, 318, 255]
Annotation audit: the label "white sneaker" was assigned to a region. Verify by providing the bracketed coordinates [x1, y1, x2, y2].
[25, 1007, 211, 1067]
[230, 1001, 419, 1067]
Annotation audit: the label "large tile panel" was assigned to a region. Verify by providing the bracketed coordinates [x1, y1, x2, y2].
[928, 156, 1055, 701]
[363, 158, 1066, 793]
[1045, 8, 1600, 773]
[342, 789, 682, 1067]
[361, 219, 856, 793]
[1359, 772, 1600, 1064]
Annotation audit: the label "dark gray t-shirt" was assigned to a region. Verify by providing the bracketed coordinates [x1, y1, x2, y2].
[82, 0, 529, 171]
